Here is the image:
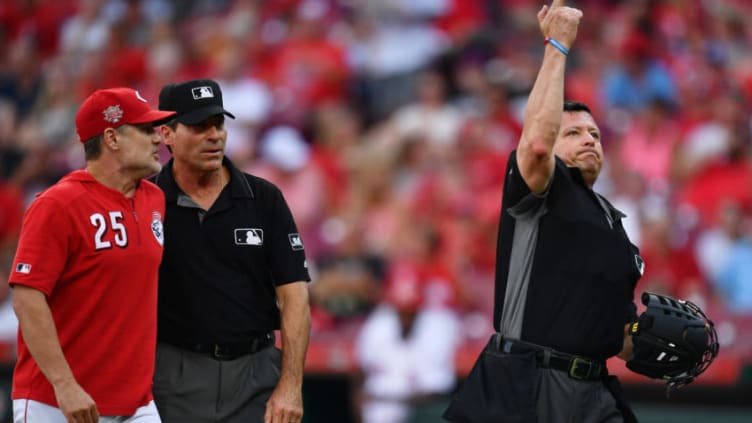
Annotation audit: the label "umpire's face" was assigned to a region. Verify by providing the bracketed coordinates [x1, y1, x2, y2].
[163, 114, 227, 172]
[553, 110, 603, 187]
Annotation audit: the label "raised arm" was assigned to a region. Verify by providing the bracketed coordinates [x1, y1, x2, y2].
[516, 0, 582, 193]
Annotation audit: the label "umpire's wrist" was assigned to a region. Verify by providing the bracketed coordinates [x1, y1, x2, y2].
[544, 37, 570, 56]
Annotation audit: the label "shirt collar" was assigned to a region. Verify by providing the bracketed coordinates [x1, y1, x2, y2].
[155, 156, 254, 203]
[559, 158, 627, 221]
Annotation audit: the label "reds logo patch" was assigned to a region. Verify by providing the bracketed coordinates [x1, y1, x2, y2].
[151, 211, 164, 246]
[102, 105, 123, 123]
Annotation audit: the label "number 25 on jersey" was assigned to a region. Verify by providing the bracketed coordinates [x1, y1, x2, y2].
[90, 211, 128, 250]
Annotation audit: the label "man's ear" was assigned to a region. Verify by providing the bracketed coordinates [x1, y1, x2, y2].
[103, 127, 119, 150]
[159, 125, 174, 149]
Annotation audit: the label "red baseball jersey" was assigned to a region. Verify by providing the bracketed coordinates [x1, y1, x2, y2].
[9, 170, 165, 416]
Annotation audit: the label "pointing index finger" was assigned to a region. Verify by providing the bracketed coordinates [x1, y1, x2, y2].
[551, 0, 565, 8]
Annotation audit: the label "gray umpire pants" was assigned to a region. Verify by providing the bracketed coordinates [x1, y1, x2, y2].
[535, 367, 624, 423]
[153, 341, 282, 423]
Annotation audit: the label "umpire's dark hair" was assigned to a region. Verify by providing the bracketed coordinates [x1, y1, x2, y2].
[563, 100, 592, 114]
[83, 135, 103, 161]
[163, 119, 179, 130]
[162, 119, 179, 154]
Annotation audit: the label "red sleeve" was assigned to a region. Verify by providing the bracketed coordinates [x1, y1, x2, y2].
[8, 197, 71, 296]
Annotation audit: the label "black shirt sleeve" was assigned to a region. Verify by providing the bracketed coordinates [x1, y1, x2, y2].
[256, 176, 311, 286]
[503, 151, 534, 208]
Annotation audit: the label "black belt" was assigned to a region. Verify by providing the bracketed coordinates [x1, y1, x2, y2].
[165, 332, 274, 361]
[495, 335, 607, 381]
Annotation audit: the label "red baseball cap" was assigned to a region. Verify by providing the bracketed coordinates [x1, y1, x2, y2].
[384, 261, 424, 313]
[75, 88, 176, 142]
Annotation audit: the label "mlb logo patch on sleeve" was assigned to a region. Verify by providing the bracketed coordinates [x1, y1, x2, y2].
[16, 263, 31, 274]
[288, 233, 304, 251]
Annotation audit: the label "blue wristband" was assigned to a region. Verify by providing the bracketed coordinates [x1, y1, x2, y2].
[545, 37, 569, 56]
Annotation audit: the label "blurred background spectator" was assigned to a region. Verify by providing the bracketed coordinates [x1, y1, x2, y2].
[1, 0, 752, 422]
[355, 263, 461, 423]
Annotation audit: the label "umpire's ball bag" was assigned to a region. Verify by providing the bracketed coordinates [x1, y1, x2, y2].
[443, 334, 537, 423]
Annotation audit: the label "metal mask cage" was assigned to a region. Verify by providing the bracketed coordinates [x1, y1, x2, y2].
[639, 292, 720, 396]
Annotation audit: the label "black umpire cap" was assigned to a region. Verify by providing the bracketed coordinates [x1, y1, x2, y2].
[158, 79, 236, 125]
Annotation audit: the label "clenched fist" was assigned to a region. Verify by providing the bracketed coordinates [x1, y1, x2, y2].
[538, 0, 583, 50]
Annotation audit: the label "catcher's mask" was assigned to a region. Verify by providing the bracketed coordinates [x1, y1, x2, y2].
[627, 292, 719, 396]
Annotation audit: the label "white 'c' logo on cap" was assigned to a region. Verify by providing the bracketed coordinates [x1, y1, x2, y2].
[135, 90, 148, 103]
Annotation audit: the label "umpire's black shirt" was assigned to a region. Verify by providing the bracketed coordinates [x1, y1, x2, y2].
[494, 152, 642, 360]
[154, 157, 310, 345]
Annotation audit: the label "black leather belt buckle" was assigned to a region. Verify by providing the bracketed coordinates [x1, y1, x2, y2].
[569, 357, 593, 380]
[212, 344, 238, 360]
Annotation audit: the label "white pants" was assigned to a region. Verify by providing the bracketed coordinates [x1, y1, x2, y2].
[361, 399, 410, 423]
[13, 399, 161, 423]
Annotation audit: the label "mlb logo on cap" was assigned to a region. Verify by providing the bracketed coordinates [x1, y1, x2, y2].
[192, 86, 215, 100]
[159, 79, 235, 125]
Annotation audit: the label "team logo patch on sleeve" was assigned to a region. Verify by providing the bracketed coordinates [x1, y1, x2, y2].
[235, 228, 264, 245]
[151, 211, 164, 246]
[288, 233, 304, 251]
[16, 263, 31, 274]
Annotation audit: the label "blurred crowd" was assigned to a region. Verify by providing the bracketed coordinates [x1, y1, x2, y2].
[0, 0, 752, 396]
